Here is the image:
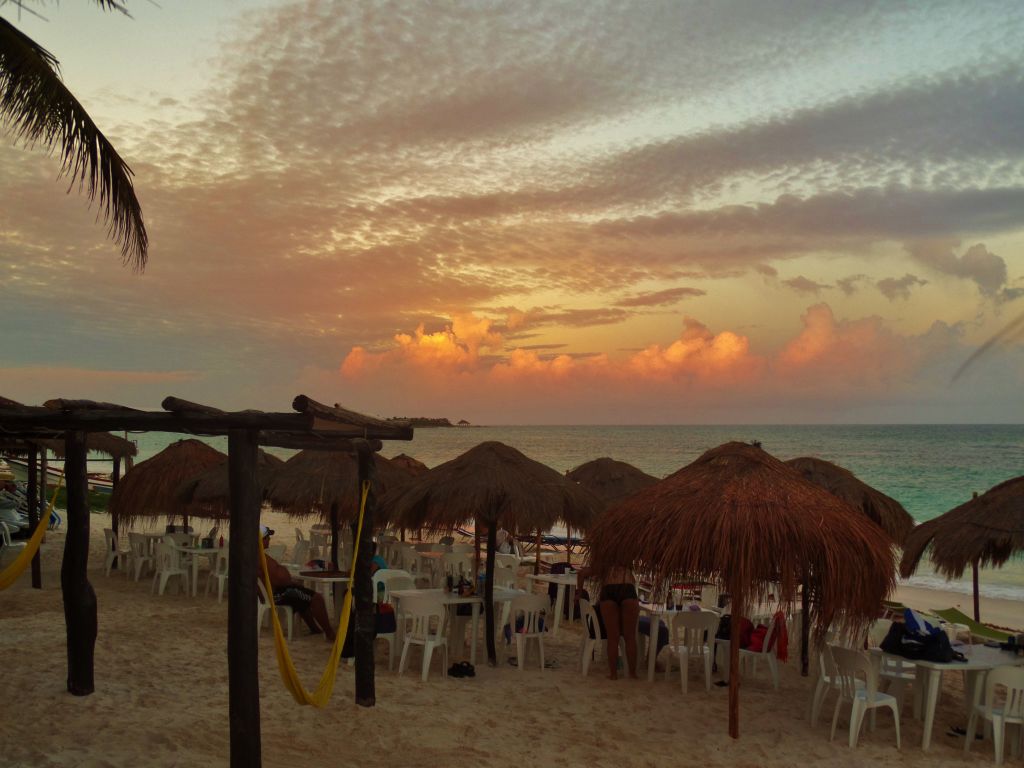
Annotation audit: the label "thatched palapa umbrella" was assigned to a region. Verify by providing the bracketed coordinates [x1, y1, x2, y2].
[265, 450, 414, 568]
[176, 449, 285, 518]
[587, 442, 895, 739]
[385, 441, 601, 665]
[109, 439, 226, 529]
[785, 456, 914, 544]
[567, 457, 659, 509]
[389, 453, 429, 476]
[900, 475, 1024, 622]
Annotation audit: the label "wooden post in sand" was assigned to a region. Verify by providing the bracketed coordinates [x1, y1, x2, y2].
[27, 446, 42, 589]
[800, 577, 810, 676]
[62, 431, 97, 695]
[534, 529, 542, 575]
[110, 455, 122, 567]
[227, 429, 261, 768]
[353, 440, 376, 707]
[728, 584, 742, 739]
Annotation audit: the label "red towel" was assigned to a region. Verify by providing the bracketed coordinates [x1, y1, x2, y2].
[767, 610, 789, 662]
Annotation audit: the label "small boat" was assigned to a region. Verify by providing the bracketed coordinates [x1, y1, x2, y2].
[3, 458, 114, 493]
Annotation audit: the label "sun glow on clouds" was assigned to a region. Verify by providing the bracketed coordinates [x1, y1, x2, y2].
[340, 304, 958, 411]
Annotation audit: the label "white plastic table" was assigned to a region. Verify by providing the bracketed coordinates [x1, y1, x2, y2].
[174, 544, 218, 597]
[871, 644, 1024, 750]
[390, 587, 524, 666]
[301, 571, 351, 618]
[527, 573, 578, 637]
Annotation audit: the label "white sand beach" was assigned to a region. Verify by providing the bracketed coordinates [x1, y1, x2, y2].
[1, 511, 1021, 768]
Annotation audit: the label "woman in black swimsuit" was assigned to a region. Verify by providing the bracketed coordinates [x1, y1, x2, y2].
[578, 565, 639, 679]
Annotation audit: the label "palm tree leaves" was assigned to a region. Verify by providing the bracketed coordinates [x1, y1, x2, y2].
[0, 4, 148, 269]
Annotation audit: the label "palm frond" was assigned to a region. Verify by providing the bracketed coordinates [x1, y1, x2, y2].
[0, 16, 148, 269]
[952, 312, 1024, 382]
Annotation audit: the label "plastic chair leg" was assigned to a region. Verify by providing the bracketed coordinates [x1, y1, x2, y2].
[398, 639, 412, 676]
[994, 714, 1005, 766]
[516, 635, 525, 671]
[830, 696, 844, 742]
[538, 637, 545, 671]
[703, 651, 712, 692]
[849, 700, 865, 748]
[680, 649, 690, 694]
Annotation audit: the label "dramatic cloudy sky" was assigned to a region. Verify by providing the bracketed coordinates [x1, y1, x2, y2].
[2, 0, 1023, 423]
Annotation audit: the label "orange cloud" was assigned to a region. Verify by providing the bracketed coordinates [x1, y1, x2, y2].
[625, 318, 761, 382]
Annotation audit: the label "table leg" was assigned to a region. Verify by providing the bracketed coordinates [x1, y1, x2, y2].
[646, 614, 662, 681]
[921, 668, 942, 750]
[551, 585, 565, 637]
[191, 556, 199, 597]
[567, 585, 576, 626]
[469, 603, 480, 666]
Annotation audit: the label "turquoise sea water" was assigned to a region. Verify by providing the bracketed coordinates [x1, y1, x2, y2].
[123, 424, 1024, 600]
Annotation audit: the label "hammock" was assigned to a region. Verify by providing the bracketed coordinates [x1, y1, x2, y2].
[0, 473, 64, 590]
[258, 481, 368, 707]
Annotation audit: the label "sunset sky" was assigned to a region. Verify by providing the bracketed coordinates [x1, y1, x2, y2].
[2, 0, 1023, 424]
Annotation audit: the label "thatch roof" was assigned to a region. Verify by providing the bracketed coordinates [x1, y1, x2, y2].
[900, 475, 1024, 579]
[588, 442, 895, 632]
[566, 457, 659, 511]
[785, 456, 914, 544]
[264, 450, 413, 522]
[389, 453, 429, 476]
[175, 449, 285, 516]
[109, 439, 227, 525]
[384, 441, 601, 533]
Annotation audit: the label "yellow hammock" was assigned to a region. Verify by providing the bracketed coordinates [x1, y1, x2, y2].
[0, 473, 64, 590]
[258, 480, 369, 707]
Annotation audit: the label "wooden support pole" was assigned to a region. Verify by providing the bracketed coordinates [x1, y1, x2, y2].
[227, 429, 261, 768]
[28, 446, 41, 588]
[62, 431, 96, 695]
[473, 526, 481, 579]
[353, 441, 376, 707]
[728, 585, 742, 739]
[485, 522, 498, 666]
[800, 577, 810, 677]
[40, 452, 48, 525]
[533, 529, 542, 575]
[110, 456, 122, 566]
[972, 559, 981, 623]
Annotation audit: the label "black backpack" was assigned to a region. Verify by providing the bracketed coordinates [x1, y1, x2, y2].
[879, 621, 964, 663]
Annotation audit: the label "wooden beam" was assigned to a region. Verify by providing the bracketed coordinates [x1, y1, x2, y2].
[293, 395, 413, 440]
[256, 432, 382, 452]
[0, 408, 315, 433]
[62, 431, 96, 695]
[353, 440, 376, 707]
[227, 430, 261, 768]
[27, 447, 41, 589]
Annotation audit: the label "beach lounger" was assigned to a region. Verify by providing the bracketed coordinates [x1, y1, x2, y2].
[931, 607, 1012, 643]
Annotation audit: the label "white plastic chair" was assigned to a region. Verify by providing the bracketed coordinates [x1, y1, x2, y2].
[256, 579, 293, 641]
[579, 597, 624, 676]
[965, 665, 1024, 766]
[666, 610, 719, 693]
[265, 543, 286, 561]
[151, 542, 190, 596]
[494, 564, 517, 589]
[441, 553, 472, 581]
[829, 644, 901, 749]
[103, 528, 129, 576]
[372, 570, 414, 670]
[715, 614, 782, 690]
[127, 532, 153, 581]
[398, 594, 448, 681]
[509, 593, 548, 672]
[205, 545, 230, 603]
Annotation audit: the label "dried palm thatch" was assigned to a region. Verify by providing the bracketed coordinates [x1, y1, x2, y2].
[389, 453, 429, 476]
[900, 475, 1024, 579]
[387, 441, 599, 534]
[264, 450, 413, 523]
[42, 432, 138, 460]
[384, 441, 602, 665]
[587, 441, 895, 739]
[109, 439, 226, 526]
[785, 456, 913, 544]
[175, 450, 285, 517]
[566, 457, 659, 512]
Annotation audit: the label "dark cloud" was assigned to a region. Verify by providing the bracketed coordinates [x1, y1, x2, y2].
[876, 274, 928, 301]
[837, 274, 870, 296]
[614, 287, 706, 307]
[906, 241, 1008, 297]
[782, 276, 831, 295]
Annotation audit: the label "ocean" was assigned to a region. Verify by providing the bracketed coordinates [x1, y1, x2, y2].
[118, 424, 1024, 601]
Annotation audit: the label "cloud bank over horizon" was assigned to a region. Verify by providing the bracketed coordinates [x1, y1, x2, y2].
[1, 0, 1022, 422]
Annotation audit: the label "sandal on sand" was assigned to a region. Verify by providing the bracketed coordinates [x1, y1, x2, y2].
[947, 726, 983, 740]
[448, 663, 465, 678]
[458, 661, 476, 677]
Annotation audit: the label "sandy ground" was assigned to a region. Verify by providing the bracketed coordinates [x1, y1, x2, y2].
[1, 510, 1022, 768]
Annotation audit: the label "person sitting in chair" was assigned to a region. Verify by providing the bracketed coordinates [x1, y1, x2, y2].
[259, 525, 335, 642]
